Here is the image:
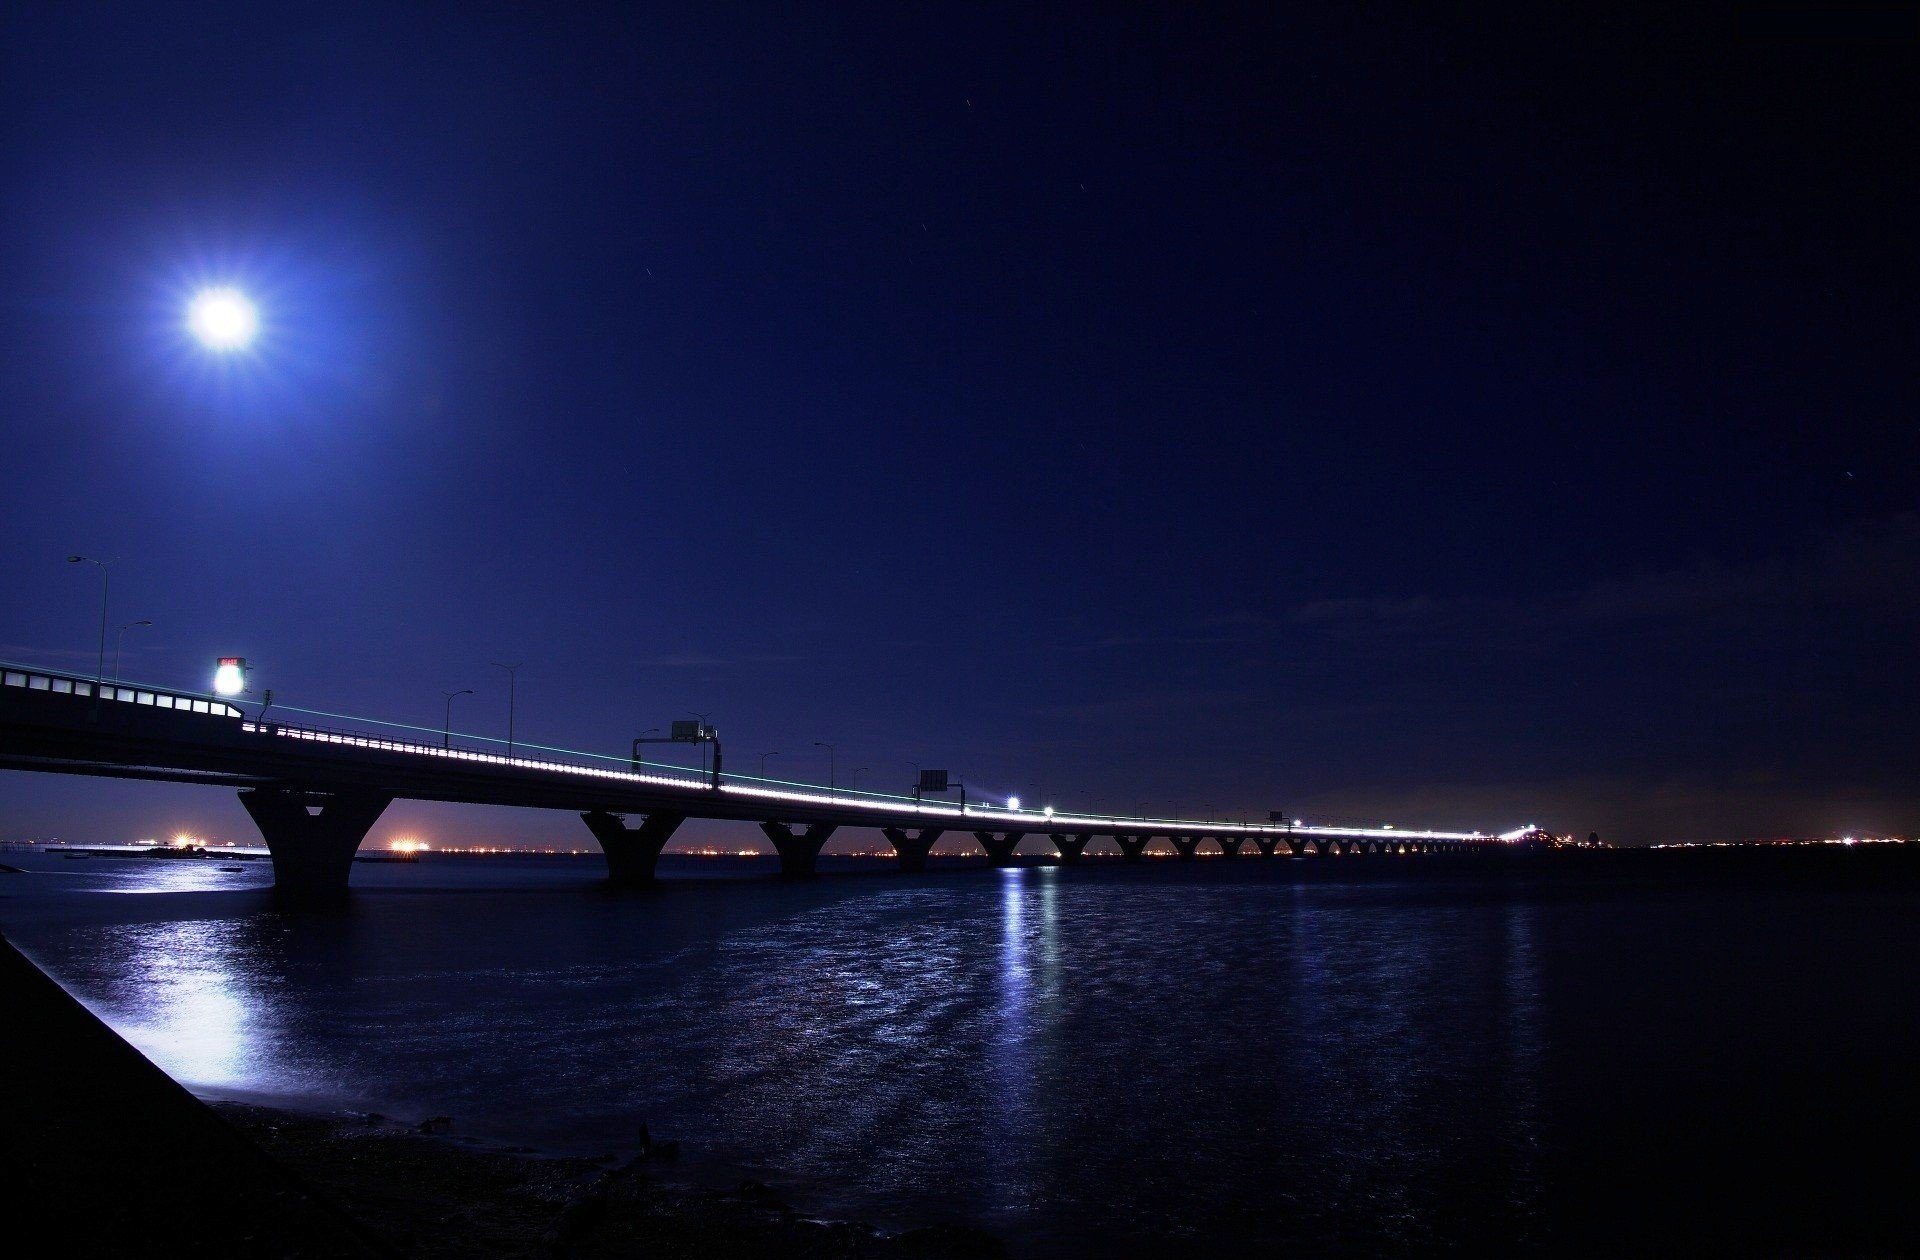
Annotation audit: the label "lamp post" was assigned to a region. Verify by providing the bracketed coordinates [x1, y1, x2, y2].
[760, 751, 779, 777]
[65, 555, 115, 688]
[491, 662, 521, 758]
[442, 689, 472, 749]
[814, 740, 835, 792]
[850, 766, 868, 792]
[113, 620, 152, 682]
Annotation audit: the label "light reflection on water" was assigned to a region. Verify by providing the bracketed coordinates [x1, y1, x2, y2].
[104, 919, 260, 1085]
[11, 853, 1901, 1256]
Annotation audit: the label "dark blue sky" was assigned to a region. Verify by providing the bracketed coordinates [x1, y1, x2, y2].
[2, 3, 1913, 847]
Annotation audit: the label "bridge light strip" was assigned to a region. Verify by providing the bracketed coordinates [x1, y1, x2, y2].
[249, 719, 1515, 841]
[0, 662, 1512, 842]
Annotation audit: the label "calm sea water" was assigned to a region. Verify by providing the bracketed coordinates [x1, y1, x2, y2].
[4, 849, 1916, 1256]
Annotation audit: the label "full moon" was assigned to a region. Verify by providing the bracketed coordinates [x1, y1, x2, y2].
[186, 287, 259, 350]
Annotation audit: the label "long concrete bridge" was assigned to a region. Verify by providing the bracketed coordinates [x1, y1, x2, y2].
[0, 660, 1538, 896]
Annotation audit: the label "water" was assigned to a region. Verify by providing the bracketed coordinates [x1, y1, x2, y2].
[4, 849, 1916, 1255]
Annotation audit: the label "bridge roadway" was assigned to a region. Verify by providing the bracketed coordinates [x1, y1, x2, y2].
[0, 660, 1533, 897]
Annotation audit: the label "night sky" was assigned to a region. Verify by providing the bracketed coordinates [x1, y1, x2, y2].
[2, 4, 1913, 848]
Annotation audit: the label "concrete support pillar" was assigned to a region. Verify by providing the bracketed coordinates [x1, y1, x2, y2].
[881, 827, 943, 873]
[1286, 837, 1307, 856]
[1254, 836, 1280, 857]
[759, 821, 838, 878]
[581, 810, 685, 885]
[1050, 832, 1091, 863]
[972, 831, 1026, 867]
[238, 787, 393, 900]
[1171, 835, 1201, 861]
[1115, 833, 1150, 862]
[1217, 835, 1245, 858]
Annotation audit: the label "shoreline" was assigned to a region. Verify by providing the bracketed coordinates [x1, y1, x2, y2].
[2, 929, 1001, 1258]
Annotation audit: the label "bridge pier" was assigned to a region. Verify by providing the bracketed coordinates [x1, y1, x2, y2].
[1171, 835, 1201, 861]
[759, 821, 838, 877]
[1115, 833, 1150, 862]
[1050, 832, 1091, 863]
[881, 827, 943, 873]
[1217, 835, 1245, 858]
[581, 810, 685, 885]
[238, 787, 393, 900]
[973, 831, 1026, 867]
[1254, 836, 1280, 857]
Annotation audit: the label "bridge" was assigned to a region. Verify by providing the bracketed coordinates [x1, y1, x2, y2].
[0, 660, 1539, 897]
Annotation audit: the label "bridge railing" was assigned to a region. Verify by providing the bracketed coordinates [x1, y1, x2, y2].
[244, 717, 717, 793]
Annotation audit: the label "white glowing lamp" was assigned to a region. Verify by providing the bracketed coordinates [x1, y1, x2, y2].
[212, 657, 247, 697]
[1007, 796, 1021, 810]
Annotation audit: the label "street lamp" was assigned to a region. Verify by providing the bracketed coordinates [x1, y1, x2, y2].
[113, 620, 153, 682]
[814, 741, 835, 792]
[491, 662, 521, 758]
[760, 751, 779, 777]
[65, 555, 115, 688]
[850, 766, 868, 792]
[442, 689, 472, 749]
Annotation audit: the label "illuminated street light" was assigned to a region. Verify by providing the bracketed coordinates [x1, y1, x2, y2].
[186, 287, 258, 351]
[212, 657, 248, 697]
[113, 620, 153, 682]
[1007, 796, 1022, 811]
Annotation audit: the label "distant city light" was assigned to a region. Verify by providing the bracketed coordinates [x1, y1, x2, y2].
[212, 657, 247, 696]
[171, 833, 197, 847]
[389, 837, 429, 853]
[186, 287, 259, 350]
